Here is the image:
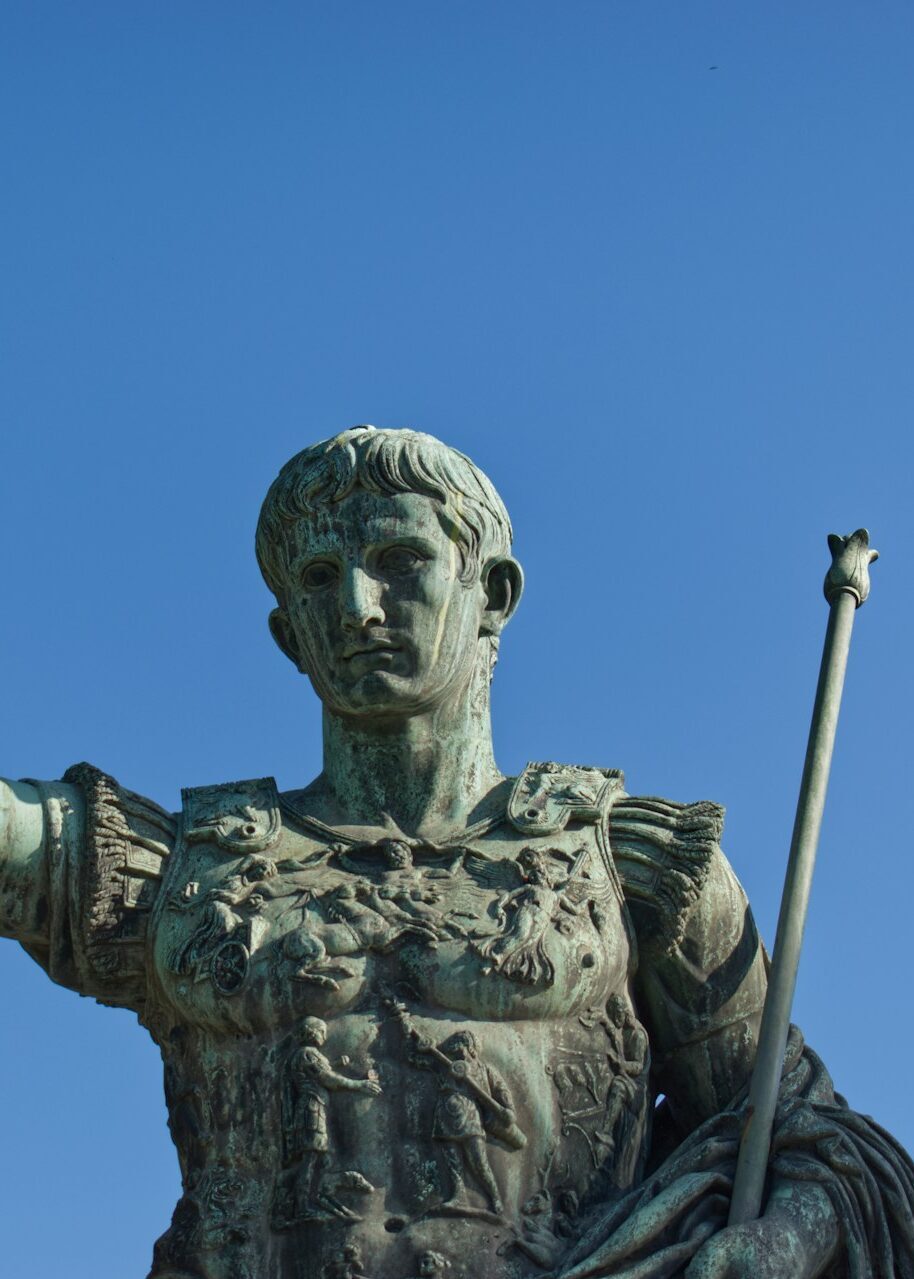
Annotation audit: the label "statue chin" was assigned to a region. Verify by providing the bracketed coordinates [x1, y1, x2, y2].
[316, 662, 480, 724]
[319, 683, 444, 722]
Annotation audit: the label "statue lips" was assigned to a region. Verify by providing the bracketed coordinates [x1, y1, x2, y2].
[341, 638, 406, 671]
[343, 642, 401, 661]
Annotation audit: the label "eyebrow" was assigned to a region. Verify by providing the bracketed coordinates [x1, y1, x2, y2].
[292, 530, 440, 560]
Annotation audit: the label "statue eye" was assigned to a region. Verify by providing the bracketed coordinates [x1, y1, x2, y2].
[379, 546, 424, 575]
[301, 561, 338, 591]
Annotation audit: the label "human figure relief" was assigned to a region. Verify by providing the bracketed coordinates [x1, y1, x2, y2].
[277, 1017, 381, 1225]
[500, 1187, 579, 1269]
[594, 995, 649, 1180]
[323, 880, 440, 951]
[168, 853, 279, 979]
[351, 841, 471, 940]
[410, 1028, 524, 1217]
[279, 915, 359, 991]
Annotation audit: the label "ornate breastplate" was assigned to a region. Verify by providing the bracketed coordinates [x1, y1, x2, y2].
[146, 765, 653, 1279]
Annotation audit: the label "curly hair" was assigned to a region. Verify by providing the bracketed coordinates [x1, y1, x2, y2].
[255, 426, 513, 604]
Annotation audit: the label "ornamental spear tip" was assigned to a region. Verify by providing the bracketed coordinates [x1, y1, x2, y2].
[824, 528, 879, 607]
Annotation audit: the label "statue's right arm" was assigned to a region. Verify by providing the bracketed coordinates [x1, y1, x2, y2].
[0, 765, 175, 1007]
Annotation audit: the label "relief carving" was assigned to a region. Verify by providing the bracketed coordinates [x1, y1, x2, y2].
[390, 1004, 526, 1219]
[274, 1016, 381, 1227]
[403, 1251, 451, 1278]
[323, 881, 440, 952]
[471, 846, 610, 986]
[168, 854, 278, 990]
[152, 1168, 256, 1278]
[321, 1243, 372, 1279]
[499, 1185, 578, 1270]
[183, 779, 282, 855]
[328, 838, 473, 944]
[547, 996, 650, 1188]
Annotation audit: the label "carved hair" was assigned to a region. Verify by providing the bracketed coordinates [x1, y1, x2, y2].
[255, 426, 513, 603]
[518, 846, 559, 887]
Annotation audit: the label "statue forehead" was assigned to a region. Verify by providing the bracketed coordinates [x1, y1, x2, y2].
[288, 488, 451, 555]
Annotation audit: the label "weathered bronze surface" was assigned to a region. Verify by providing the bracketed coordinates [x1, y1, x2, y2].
[1, 428, 911, 1279]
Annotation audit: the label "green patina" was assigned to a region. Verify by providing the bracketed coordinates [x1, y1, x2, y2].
[0, 428, 909, 1279]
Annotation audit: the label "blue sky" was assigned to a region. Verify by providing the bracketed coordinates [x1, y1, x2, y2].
[2, 4, 913, 1275]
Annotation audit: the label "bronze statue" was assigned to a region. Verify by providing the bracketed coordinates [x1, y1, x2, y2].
[0, 427, 910, 1278]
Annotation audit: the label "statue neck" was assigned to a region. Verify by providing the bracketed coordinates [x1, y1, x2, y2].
[319, 656, 502, 839]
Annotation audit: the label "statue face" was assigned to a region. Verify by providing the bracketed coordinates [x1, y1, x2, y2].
[385, 842, 413, 869]
[302, 1017, 328, 1046]
[445, 1031, 477, 1060]
[278, 490, 490, 720]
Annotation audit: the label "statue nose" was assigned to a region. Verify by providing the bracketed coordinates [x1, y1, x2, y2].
[340, 566, 385, 629]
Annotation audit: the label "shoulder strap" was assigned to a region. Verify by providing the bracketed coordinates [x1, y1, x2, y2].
[181, 777, 281, 854]
[507, 761, 625, 836]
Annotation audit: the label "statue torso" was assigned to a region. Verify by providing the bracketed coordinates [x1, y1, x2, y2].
[145, 767, 652, 1279]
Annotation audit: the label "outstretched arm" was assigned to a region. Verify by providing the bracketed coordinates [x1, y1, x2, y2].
[0, 777, 83, 945]
[299, 1047, 382, 1095]
[0, 765, 174, 1008]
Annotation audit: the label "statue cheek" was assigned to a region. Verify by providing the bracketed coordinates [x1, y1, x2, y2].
[292, 612, 335, 667]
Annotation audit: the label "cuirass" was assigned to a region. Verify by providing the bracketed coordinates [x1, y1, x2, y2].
[145, 768, 653, 1279]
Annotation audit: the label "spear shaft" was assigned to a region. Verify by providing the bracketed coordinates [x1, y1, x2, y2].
[728, 529, 878, 1227]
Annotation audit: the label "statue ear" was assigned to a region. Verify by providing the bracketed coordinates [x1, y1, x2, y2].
[268, 608, 307, 673]
[480, 557, 524, 637]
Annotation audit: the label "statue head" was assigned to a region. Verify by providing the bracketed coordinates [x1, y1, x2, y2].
[521, 1190, 551, 1217]
[606, 993, 628, 1026]
[416, 1251, 450, 1276]
[382, 839, 414, 870]
[299, 1015, 328, 1047]
[256, 427, 523, 720]
[440, 1028, 479, 1061]
[518, 846, 559, 888]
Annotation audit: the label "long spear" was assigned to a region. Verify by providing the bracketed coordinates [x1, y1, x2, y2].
[727, 528, 878, 1227]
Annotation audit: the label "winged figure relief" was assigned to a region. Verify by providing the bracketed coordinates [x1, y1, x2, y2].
[469, 846, 611, 986]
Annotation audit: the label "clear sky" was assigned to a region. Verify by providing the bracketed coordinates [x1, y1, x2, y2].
[2, 4, 913, 1275]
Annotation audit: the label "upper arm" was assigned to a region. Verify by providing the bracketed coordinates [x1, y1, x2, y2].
[610, 793, 767, 1136]
[634, 846, 767, 1133]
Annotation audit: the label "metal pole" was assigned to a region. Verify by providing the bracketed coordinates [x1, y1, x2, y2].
[728, 529, 878, 1227]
